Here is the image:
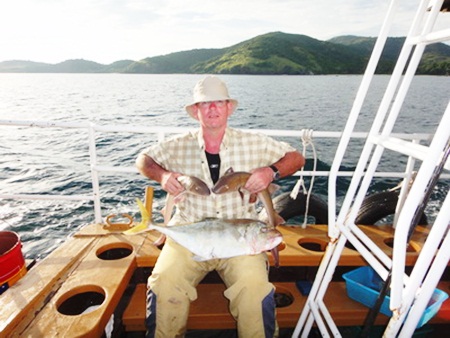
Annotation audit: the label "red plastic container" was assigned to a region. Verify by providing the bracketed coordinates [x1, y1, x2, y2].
[0, 231, 27, 288]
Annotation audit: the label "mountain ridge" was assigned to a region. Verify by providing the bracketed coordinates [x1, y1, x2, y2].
[1, 32, 449, 75]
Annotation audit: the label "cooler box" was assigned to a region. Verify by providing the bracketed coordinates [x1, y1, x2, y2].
[342, 266, 448, 328]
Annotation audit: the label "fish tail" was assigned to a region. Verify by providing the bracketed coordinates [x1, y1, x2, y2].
[238, 188, 244, 202]
[153, 234, 166, 246]
[274, 212, 285, 227]
[271, 247, 280, 268]
[121, 198, 152, 235]
[136, 198, 150, 223]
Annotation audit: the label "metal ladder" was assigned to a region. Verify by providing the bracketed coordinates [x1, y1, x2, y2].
[292, 1, 450, 337]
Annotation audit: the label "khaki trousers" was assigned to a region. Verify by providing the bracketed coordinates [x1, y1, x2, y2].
[146, 239, 277, 338]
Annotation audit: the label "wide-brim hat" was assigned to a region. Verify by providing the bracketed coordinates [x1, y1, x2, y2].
[185, 76, 238, 118]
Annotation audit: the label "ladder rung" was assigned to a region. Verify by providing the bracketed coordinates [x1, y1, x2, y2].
[369, 135, 450, 170]
[408, 28, 450, 45]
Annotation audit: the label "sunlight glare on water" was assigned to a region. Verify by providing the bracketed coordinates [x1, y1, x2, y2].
[0, 74, 448, 259]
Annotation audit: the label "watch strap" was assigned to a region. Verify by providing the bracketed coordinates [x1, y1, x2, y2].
[269, 165, 280, 180]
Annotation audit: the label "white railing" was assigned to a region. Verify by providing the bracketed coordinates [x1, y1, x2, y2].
[293, 0, 450, 336]
[0, 118, 445, 223]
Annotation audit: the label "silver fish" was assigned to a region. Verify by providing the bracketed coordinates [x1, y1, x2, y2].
[149, 218, 282, 262]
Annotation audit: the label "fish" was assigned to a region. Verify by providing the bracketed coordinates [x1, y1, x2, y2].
[212, 168, 284, 267]
[211, 168, 283, 228]
[149, 218, 283, 262]
[156, 175, 211, 239]
[177, 175, 211, 196]
[124, 175, 210, 238]
[164, 175, 211, 214]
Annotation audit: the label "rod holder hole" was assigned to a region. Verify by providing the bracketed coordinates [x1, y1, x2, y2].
[298, 238, 327, 252]
[383, 237, 417, 252]
[274, 286, 294, 308]
[57, 285, 105, 316]
[96, 242, 133, 260]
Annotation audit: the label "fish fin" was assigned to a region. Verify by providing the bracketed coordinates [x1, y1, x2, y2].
[123, 222, 150, 235]
[163, 194, 176, 225]
[224, 167, 234, 175]
[162, 192, 185, 224]
[271, 247, 280, 268]
[192, 255, 208, 261]
[275, 212, 285, 226]
[153, 234, 166, 246]
[173, 191, 187, 204]
[257, 210, 285, 227]
[268, 183, 280, 195]
[238, 188, 245, 203]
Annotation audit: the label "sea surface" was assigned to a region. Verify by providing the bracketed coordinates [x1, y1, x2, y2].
[0, 74, 449, 260]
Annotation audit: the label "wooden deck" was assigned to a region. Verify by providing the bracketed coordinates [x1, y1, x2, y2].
[0, 223, 448, 337]
[122, 280, 450, 332]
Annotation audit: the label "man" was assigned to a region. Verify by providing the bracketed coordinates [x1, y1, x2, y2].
[136, 76, 305, 337]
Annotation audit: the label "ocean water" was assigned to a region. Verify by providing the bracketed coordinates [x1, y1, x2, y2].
[0, 74, 449, 259]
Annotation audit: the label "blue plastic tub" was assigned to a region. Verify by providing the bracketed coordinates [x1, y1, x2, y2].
[342, 266, 448, 328]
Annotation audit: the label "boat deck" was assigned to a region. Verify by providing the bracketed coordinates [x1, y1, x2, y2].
[1, 223, 448, 337]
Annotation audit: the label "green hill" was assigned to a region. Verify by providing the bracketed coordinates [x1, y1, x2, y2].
[329, 35, 450, 74]
[187, 32, 366, 75]
[51, 59, 106, 73]
[0, 60, 52, 72]
[125, 49, 224, 73]
[1, 32, 449, 75]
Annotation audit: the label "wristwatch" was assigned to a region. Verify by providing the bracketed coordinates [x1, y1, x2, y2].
[269, 165, 280, 180]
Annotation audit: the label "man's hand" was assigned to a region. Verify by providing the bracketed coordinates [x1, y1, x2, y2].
[244, 167, 273, 194]
[161, 172, 184, 196]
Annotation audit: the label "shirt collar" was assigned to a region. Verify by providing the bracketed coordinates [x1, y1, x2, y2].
[195, 127, 231, 151]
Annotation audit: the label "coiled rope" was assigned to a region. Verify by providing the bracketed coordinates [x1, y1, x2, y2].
[290, 129, 317, 228]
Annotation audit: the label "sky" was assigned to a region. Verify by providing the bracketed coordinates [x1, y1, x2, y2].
[1, 0, 448, 64]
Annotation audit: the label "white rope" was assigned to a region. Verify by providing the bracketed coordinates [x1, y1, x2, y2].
[290, 129, 317, 228]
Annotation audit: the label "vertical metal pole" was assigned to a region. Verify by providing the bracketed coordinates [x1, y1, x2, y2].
[360, 135, 450, 337]
[393, 138, 418, 228]
[328, 0, 400, 238]
[398, 223, 450, 337]
[387, 191, 450, 336]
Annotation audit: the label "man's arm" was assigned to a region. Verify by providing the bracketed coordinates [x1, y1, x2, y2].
[271, 150, 305, 178]
[136, 153, 184, 195]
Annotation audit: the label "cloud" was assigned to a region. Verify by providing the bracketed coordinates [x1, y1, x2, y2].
[0, 0, 448, 64]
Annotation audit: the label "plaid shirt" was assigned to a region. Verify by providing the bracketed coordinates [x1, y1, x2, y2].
[142, 127, 296, 225]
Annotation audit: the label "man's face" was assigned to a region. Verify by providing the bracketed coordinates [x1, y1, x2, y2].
[194, 100, 233, 129]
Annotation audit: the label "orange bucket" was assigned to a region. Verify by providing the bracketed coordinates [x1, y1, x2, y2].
[0, 231, 27, 293]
